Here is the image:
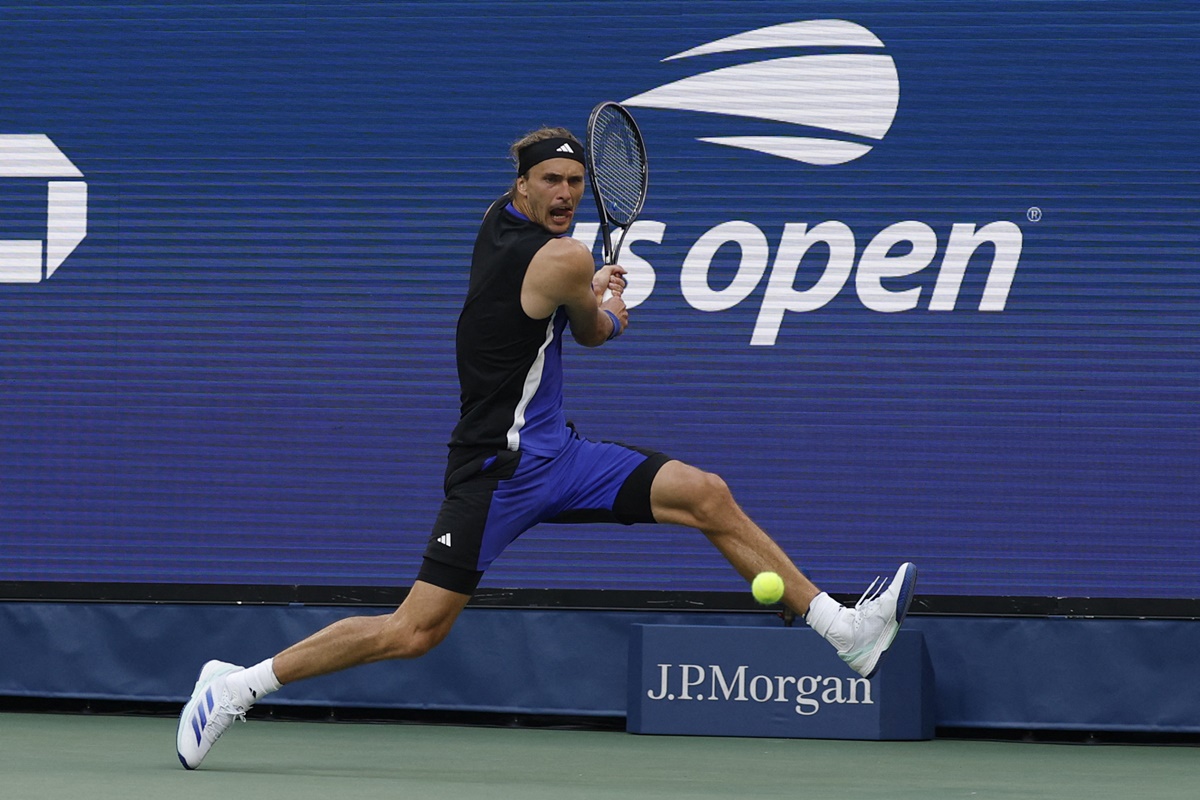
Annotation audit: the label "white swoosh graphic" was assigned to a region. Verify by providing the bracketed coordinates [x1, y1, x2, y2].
[624, 54, 898, 141]
[664, 19, 885, 60]
[623, 20, 899, 165]
[701, 137, 872, 166]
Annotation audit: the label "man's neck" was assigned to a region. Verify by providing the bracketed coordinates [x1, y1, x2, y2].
[511, 192, 537, 218]
[506, 199, 531, 222]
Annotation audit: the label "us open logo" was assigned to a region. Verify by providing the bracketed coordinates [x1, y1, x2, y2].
[623, 19, 899, 165]
[0, 134, 88, 283]
[571, 19, 1026, 344]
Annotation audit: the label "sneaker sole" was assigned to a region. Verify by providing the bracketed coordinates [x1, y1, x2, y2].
[861, 562, 918, 680]
[176, 660, 239, 770]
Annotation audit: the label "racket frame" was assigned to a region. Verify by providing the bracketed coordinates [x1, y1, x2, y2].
[585, 101, 649, 265]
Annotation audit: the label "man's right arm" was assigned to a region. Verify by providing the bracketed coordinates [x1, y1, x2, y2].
[521, 238, 627, 347]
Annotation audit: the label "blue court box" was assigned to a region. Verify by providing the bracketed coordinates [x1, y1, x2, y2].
[628, 625, 934, 740]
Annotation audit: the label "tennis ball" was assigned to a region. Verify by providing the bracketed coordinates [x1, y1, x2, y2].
[751, 571, 785, 605]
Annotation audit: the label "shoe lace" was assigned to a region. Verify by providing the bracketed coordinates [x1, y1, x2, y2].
[204, 695, 247, 741]
[853, 575, 887, 611]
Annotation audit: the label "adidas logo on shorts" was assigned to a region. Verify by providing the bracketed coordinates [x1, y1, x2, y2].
[437, 532, 453, 547]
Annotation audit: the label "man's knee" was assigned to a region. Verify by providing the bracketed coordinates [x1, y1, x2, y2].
[653, 461, 737, 529]
[375, 615, 452, 660]
[371, 579, 471, 661]
[690, 470, 735, 526]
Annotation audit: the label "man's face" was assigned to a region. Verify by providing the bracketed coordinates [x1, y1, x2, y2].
[516, 158, 586, 235]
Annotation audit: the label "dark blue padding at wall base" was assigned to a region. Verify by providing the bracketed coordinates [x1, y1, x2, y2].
[908, 616, 1200, 732]
[2, 603, 1197, 732]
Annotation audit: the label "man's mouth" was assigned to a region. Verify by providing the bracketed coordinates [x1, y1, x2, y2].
[549, 206, 573, 224]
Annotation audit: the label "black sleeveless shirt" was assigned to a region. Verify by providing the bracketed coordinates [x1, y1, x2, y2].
[448, 197, 571, 457]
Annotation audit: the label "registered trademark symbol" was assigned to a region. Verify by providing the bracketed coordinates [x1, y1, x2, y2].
[1027, 207, 1042, 222]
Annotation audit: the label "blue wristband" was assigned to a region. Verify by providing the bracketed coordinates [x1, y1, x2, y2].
[603, 309, 622, 340]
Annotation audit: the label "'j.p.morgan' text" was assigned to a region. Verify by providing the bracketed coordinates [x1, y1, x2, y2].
[647, 663, 873, 716]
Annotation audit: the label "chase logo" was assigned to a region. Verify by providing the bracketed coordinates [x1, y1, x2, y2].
[0, 134, 88, 283]
[623, 20, 899, 166]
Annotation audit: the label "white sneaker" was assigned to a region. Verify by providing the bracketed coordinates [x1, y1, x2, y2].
[825, 563, 917, 678]
[176, 660, 247, 770]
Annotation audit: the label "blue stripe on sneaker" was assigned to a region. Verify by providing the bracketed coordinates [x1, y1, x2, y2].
[198, 703, 207, 728]
[895, 564, 918, 625]
[192, 716, 202, 746]
[206, 686, 215, 711]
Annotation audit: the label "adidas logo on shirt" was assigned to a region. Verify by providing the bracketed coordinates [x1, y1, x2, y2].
[556, 143, 575, 153]
[437, 533, 452, 547]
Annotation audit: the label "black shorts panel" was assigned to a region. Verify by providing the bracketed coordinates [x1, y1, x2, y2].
[422, 448, 522, 577]
[416, 557, 484, 595]
[612, 451, 671, 524]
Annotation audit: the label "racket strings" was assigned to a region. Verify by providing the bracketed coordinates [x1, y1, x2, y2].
[590, 111, 646, 226]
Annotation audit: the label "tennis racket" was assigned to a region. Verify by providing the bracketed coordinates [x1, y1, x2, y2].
[585, 101, 648, 266]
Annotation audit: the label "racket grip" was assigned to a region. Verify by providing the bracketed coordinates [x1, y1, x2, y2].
[600, 275, 628, 304]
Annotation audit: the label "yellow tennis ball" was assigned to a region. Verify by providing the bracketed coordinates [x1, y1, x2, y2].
[751, 571, 785, 604]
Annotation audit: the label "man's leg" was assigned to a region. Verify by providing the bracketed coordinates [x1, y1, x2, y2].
[273, 581, 471, 683]
[177, 581, 470, 769]
[648, 460, 916, 678]
[648, 460, 822, 616]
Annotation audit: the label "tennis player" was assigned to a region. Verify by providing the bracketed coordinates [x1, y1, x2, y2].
[177, 126, 917, 769]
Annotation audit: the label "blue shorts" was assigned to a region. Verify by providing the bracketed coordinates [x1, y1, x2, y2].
[418, 431, 670, 594]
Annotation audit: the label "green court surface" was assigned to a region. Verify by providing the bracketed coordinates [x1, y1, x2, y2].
[1, 712, 1195, 800]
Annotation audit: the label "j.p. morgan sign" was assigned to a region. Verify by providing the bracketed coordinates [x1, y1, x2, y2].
[628, 625, 934, 740]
